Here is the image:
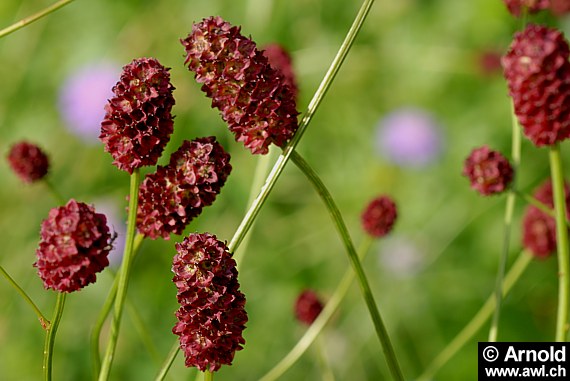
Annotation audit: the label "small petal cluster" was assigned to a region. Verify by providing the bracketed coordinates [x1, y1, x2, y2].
[462, 146, 514, 196]
[137, 137, 231, 239]
[172, 233, 247, 372]
[522, 179, 570, 258]
[34, 200, 112, 292]
[100, 57, 175, 173]
[7, 141, 49, 183]
[295, 290, 324, 325]
[361, 196, 398, 238]
[503, 0, 550, 16]
[502, 24, 570, 146]
[181, 16, 299, 155]
[262, 43, 298, 100]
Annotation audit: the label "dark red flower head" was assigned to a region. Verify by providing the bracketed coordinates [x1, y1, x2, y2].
[551, 0, 570, 16]
[137, 137, 231, 239]
[100, 57, 175, 173]
[361, 196, 398, 238]
[503, 0, 550, 16]
[181, 16, 299, 155]
[7, 141, 49, 183]
[502, 24, 570, 146]
[462, 146, 514, 196]
[295, 290, 324, 325]
[172, 233, 247, 372]
[478, 50, 503, 76]
[522, 179, 570, 258]
[34, 199, 113, 292]
[262, 43, 298, 101]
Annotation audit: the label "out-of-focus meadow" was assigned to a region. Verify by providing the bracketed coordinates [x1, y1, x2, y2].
[0, 0, 568, 380]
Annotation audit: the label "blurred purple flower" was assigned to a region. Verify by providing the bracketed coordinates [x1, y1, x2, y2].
[375, 108, 443, 167]
[92, 199, 125, 267]
[378, 236, 425, 277]
[59, 63, 119, 143]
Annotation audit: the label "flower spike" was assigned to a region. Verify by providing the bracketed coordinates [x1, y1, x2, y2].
[137, 137, 232, 239]
[172, 233, 247, 372]
[100, 57, 175, 173]
[182, 16, 299, 155]
[503, 24, 570, 147]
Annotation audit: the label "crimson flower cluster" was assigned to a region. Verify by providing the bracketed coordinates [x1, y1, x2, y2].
[462, 146, 514, 196]
[503, 0, 570, 16]
[100, 57, 175, 173]
[522, 180, 570, 258]
[262, 43, 298, 101]
[502, 24, 570, 146]
[34, 199, 113, 293]
[172, 233, 247, 372]
[361, 196, 398, 238]
[503, 0, 550, 16]
[7, 141, 49, 183]
[294, 289, 324, 325]
[551, 0, 570, 15]
[181, 16, 299, 155]
[137, 136, 231, 239]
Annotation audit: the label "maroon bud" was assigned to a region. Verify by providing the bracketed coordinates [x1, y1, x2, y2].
[34, 199, 113, 292]
[462, 146, 514, 196]
[295, 290, 324, 325]
[7, 141, 49, 183]
[503, 0, 550, 16]
[522, 179, 570, 258]
[361, 196, 398, 238]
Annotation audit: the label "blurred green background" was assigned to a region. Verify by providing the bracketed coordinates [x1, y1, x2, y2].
[1, 0, 569, 380]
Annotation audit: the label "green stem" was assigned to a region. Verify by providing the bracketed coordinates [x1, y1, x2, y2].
[43, 292, 67, 381]
[233, 149, 275, 266]
[488, 102, 521, 342]
[514, 188, 570, 228]
[91, 272, 119, 381]
[0, 0, 76, 39]
[260, 238, 372, 381]
[228, 0, 375, 253]
[291, 152, 404, 381]
[417, 250, 533, 381]
[549, 145, 570, 342]
[513, 189, 553, 218]
[98, 169, 141, 380]
[488, 192, 515, 342]
[91, 233, 144, 380]
[154, 342, 181, 381]
[0, 264, 49, 329]
[316, 336, 335, 381]
[43, 179, 66, 204]
[203, 371, 213, 381]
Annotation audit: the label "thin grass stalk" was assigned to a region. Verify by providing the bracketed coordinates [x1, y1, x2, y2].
[0, 0, 75, 39]
[98, 169, 141, 380]
[291, 152, 404, 381]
